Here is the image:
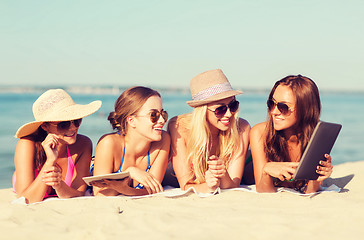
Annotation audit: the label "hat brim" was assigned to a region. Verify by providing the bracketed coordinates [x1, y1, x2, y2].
[186, 90, 243, 107]
[15, 100, 102, 138]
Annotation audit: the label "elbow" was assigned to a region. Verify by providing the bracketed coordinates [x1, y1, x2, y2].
[256, 185, 276, 193]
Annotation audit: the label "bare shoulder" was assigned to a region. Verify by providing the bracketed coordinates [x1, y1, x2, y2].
[237, 117, 251, 132]
[152, 130, 171, 150]
[250, 122, 267, 138]
[17, 137, 36, 148]
[168, 114, 191, 137]
[96, 132, 120, 149]
[167, 116, 178, 128]
[75, 134, 92, 146]
[15, 138, 36, 157]
[161, 130, 171, 144]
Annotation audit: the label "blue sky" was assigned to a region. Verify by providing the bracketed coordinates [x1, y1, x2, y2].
[1, 0, 363, 91]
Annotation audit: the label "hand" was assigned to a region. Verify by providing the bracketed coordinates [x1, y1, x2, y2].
[207, 155, 227, 179]
[316, 154, 333, 182]
[205, 169, 220, 192]
[128, 167, 163, 194]
[42, 165, 62, 189]
[41, 134, 60, 164]
[263, 162, 299, 181]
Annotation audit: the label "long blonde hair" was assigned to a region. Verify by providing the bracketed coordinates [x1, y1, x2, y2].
[182, 105, 242, 184]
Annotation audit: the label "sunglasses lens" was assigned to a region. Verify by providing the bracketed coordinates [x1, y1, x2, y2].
[57, 119, 82, 131]
[267, 99, 290, 115]
[150, 112, 160, 123]
[277, 103, 289, 115]
[162, 111, 168, 122]
[229, 100, 239, 113]
[57, 121, 71, 131]
[73, 119, 82, 127]
[267, 99, 275, 111]
[214, 106, 227, 118]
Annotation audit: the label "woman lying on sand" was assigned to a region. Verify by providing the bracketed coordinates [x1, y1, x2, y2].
[250, 75, 333, 193]
[13, 89, 102, 203]
[91, 86, 170, 196]
[167, 69, 251, 193]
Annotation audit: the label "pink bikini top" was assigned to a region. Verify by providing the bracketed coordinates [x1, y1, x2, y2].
[13, 145, 75, 199]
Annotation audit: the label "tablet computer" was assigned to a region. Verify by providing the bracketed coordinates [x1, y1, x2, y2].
[293, 121, 342, 180]
[82, 172, 129, 186]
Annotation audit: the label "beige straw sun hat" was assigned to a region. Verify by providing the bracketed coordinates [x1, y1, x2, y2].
[186, 69, 243, 107]
[15, 89, 102, 138]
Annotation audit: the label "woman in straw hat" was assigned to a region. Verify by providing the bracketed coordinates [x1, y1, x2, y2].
[13, 89, 102, 203]
[167, 69, 251, 193]
[250, 75, 333, 193]
[91, 86, 170, 196]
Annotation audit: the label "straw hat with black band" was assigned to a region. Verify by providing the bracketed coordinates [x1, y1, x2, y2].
[186, 69, 243, 107]
[15, 89, 102, 138]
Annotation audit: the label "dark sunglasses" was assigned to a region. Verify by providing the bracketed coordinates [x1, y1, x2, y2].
[208, 100, 239, 118]
[48, 119, 82, 131]
[135, 109, 168, 123]
[267, 99, 293, 115]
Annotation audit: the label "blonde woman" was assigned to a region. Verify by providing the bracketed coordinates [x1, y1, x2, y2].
[13, 89, 102, 203]
[168, 69, 251, 193]
[91, 86, 170, 196]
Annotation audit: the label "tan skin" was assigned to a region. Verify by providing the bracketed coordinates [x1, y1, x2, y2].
[91, 96, 170, 196]
[250, 85, 333, 193]
[13, 120, 92, 203]
[168, 97, 251, 193]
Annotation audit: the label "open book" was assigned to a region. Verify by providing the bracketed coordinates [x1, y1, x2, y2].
[293, 121, 342, 180]
[82, 172, 129, 186]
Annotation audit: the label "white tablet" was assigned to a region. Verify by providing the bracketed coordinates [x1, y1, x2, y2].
[82, 172, 129, 186]
[293, 121, 342, 180]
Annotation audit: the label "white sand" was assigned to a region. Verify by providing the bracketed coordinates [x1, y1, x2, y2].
[1, 161, 364, 240]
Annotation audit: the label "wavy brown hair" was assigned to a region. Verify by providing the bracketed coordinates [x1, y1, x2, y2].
[108, 86, 161, 135]
[264, 75, 321, 162]
[22, 127, 48, 170]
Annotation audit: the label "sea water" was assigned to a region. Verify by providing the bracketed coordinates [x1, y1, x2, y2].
[1, 90, 363, 189]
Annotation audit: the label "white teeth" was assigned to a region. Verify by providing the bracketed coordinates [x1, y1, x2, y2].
[65, 133, 75, 137]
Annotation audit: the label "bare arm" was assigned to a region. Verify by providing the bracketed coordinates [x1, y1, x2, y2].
[250, 123, 276, 193]
[14, 139, 51, 203]
[219, 119, 251, 189]
[306, 154, 333, 193]
[92, 134, 120, 196]
[251, 123, 301, 193]
[168, 117, 217, 193]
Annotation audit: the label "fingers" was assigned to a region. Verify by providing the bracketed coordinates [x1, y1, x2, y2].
[324, 154, 332, 163]
[205, 170, 220, 191]
[139, 175, 163, 194]
[207, 156, 226, 178]
[90, 180, 107, 188]
[42, 168, 62, 186]
[42, 134, 60, 149]
[316, 160, 333, 176]
[286, 162, 299, 167]
[148, 177, 163, 193]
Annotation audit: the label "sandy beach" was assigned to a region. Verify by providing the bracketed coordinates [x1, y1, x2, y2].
[1, 161, 363, 240]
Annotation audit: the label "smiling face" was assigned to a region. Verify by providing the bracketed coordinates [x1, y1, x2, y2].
[206, 97, 237, 133]
[42, 120, 81, 145]
[270, 85, 297, 132]
[131, 95, 166, 142]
